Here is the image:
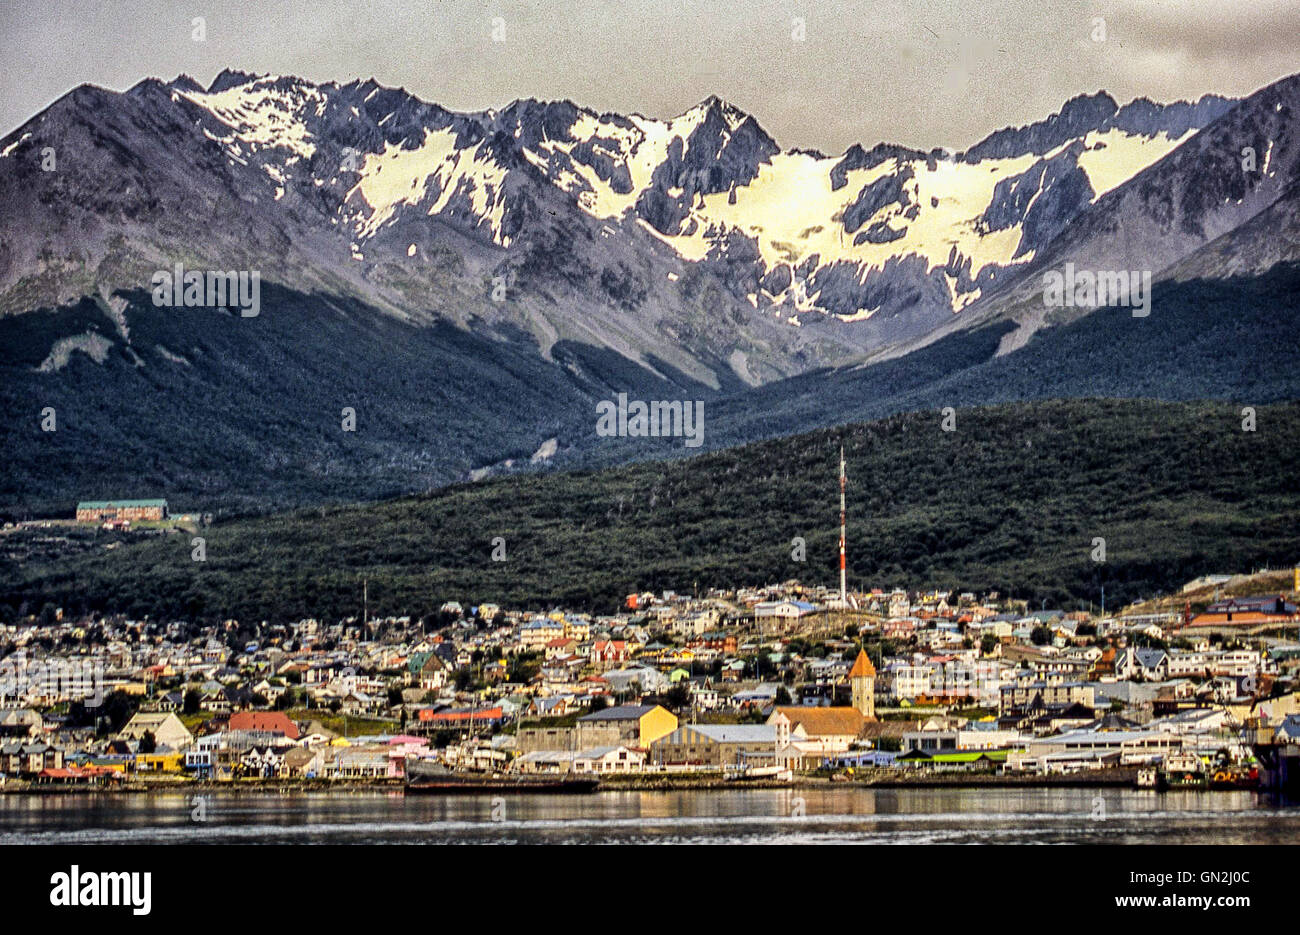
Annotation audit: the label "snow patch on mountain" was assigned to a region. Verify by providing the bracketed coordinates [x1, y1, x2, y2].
[37, 331, 114, 371]
[1075, 127, 1194, 200]
[180, 76, 321, 161]
[149, 73, 1241, 330]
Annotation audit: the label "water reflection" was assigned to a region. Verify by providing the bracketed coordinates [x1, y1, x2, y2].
[0, 788, 1295, 844]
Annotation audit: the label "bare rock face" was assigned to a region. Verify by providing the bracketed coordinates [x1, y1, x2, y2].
[0, 72, 1246, 358]
[1, 68, 1296, 511]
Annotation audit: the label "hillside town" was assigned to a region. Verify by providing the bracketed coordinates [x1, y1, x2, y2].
[1, 574, 1299, 791]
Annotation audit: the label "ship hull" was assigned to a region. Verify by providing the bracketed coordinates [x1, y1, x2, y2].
[404, 777, 600, 795]
[403, 758, 599, 794]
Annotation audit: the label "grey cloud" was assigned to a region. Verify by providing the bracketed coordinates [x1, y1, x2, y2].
[0, 0, 1296, 154]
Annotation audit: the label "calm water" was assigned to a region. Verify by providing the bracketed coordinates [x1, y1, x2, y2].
[2, 788, 1298, 844]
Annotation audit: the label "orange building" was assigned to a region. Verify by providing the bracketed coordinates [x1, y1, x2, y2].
[228, 710, 301, 740]
[1188, 595, 1298, 627]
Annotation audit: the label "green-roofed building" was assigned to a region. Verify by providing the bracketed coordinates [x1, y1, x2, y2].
[897, 748, 1013, 772]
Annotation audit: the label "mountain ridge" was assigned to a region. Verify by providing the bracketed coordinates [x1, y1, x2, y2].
[0, 69, 1242, 355]
[2, 71, 1298, 515]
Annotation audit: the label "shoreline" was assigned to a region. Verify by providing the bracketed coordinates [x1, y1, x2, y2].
[0, 767, 1238, 795]
[594, 769, 1144, 790]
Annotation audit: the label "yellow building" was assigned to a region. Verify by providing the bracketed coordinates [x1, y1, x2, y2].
[82, 758, 129, 774]
[576, 704, 678, 749]
[134, 752, 184, 773]
[563, 619, 591, 641]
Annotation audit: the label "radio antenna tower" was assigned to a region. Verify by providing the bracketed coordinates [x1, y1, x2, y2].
[839, 446, 847, 606]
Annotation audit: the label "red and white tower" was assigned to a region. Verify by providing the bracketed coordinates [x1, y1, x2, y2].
[839, 445, 847, 605]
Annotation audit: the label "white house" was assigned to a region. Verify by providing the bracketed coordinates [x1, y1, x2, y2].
[754, 600, 816, 621]
[115, 711, 194, 750]
[573, 745, 645, 774]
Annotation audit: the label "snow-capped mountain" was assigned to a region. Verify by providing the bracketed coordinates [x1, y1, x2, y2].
[3, 69, 1299, 514]
[171, 73, 1233, 337]
[0, 70, 1236, 374]
[903, 72, 1300, 360]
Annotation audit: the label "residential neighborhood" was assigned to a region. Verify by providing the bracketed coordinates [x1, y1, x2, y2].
[0, 575, 1298, 791]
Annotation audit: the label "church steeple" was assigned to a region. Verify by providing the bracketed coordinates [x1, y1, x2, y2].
[849, 649, 876, 719]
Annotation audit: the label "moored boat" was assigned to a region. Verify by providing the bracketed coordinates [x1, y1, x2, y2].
[1159, 752, 1207, 789]
[1208, 766, 1259, 790]
[1139, 754, 1260, 791]
[403, 757, 599, 794]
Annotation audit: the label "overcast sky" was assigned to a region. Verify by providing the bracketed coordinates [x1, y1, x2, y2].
[2, 0, 1297, 153]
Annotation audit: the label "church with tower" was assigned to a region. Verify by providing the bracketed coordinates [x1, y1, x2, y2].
[850, 647, 876, 719]
[767, 649, 877, 763]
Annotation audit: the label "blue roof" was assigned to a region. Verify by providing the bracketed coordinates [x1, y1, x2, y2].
[825, 750, 898, 766]
[579, 704, 656, 722]
[681, 724, 776, 743]
[1134, 648, 1168, 667]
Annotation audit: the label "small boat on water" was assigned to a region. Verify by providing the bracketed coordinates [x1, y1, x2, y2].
[1208, 766, 1259, 790]
[403, 757, 600, 795]
[1134, 755, 1259, 791]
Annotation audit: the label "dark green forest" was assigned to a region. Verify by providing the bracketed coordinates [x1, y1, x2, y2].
[4, 398, 1298, 622]
[3, 264, 1299, 517]
[582, 263, 1300, 467]
[0, 284, 712, 517]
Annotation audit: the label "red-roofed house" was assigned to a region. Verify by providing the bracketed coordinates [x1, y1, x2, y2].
[591, 640, 629, 669]
[1189, 595, 1299, 628]
[416, 707, 504, 729]
[228, 711, 301, 740]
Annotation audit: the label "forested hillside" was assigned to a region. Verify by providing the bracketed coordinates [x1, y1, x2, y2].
[4, 398, 1297, 622]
